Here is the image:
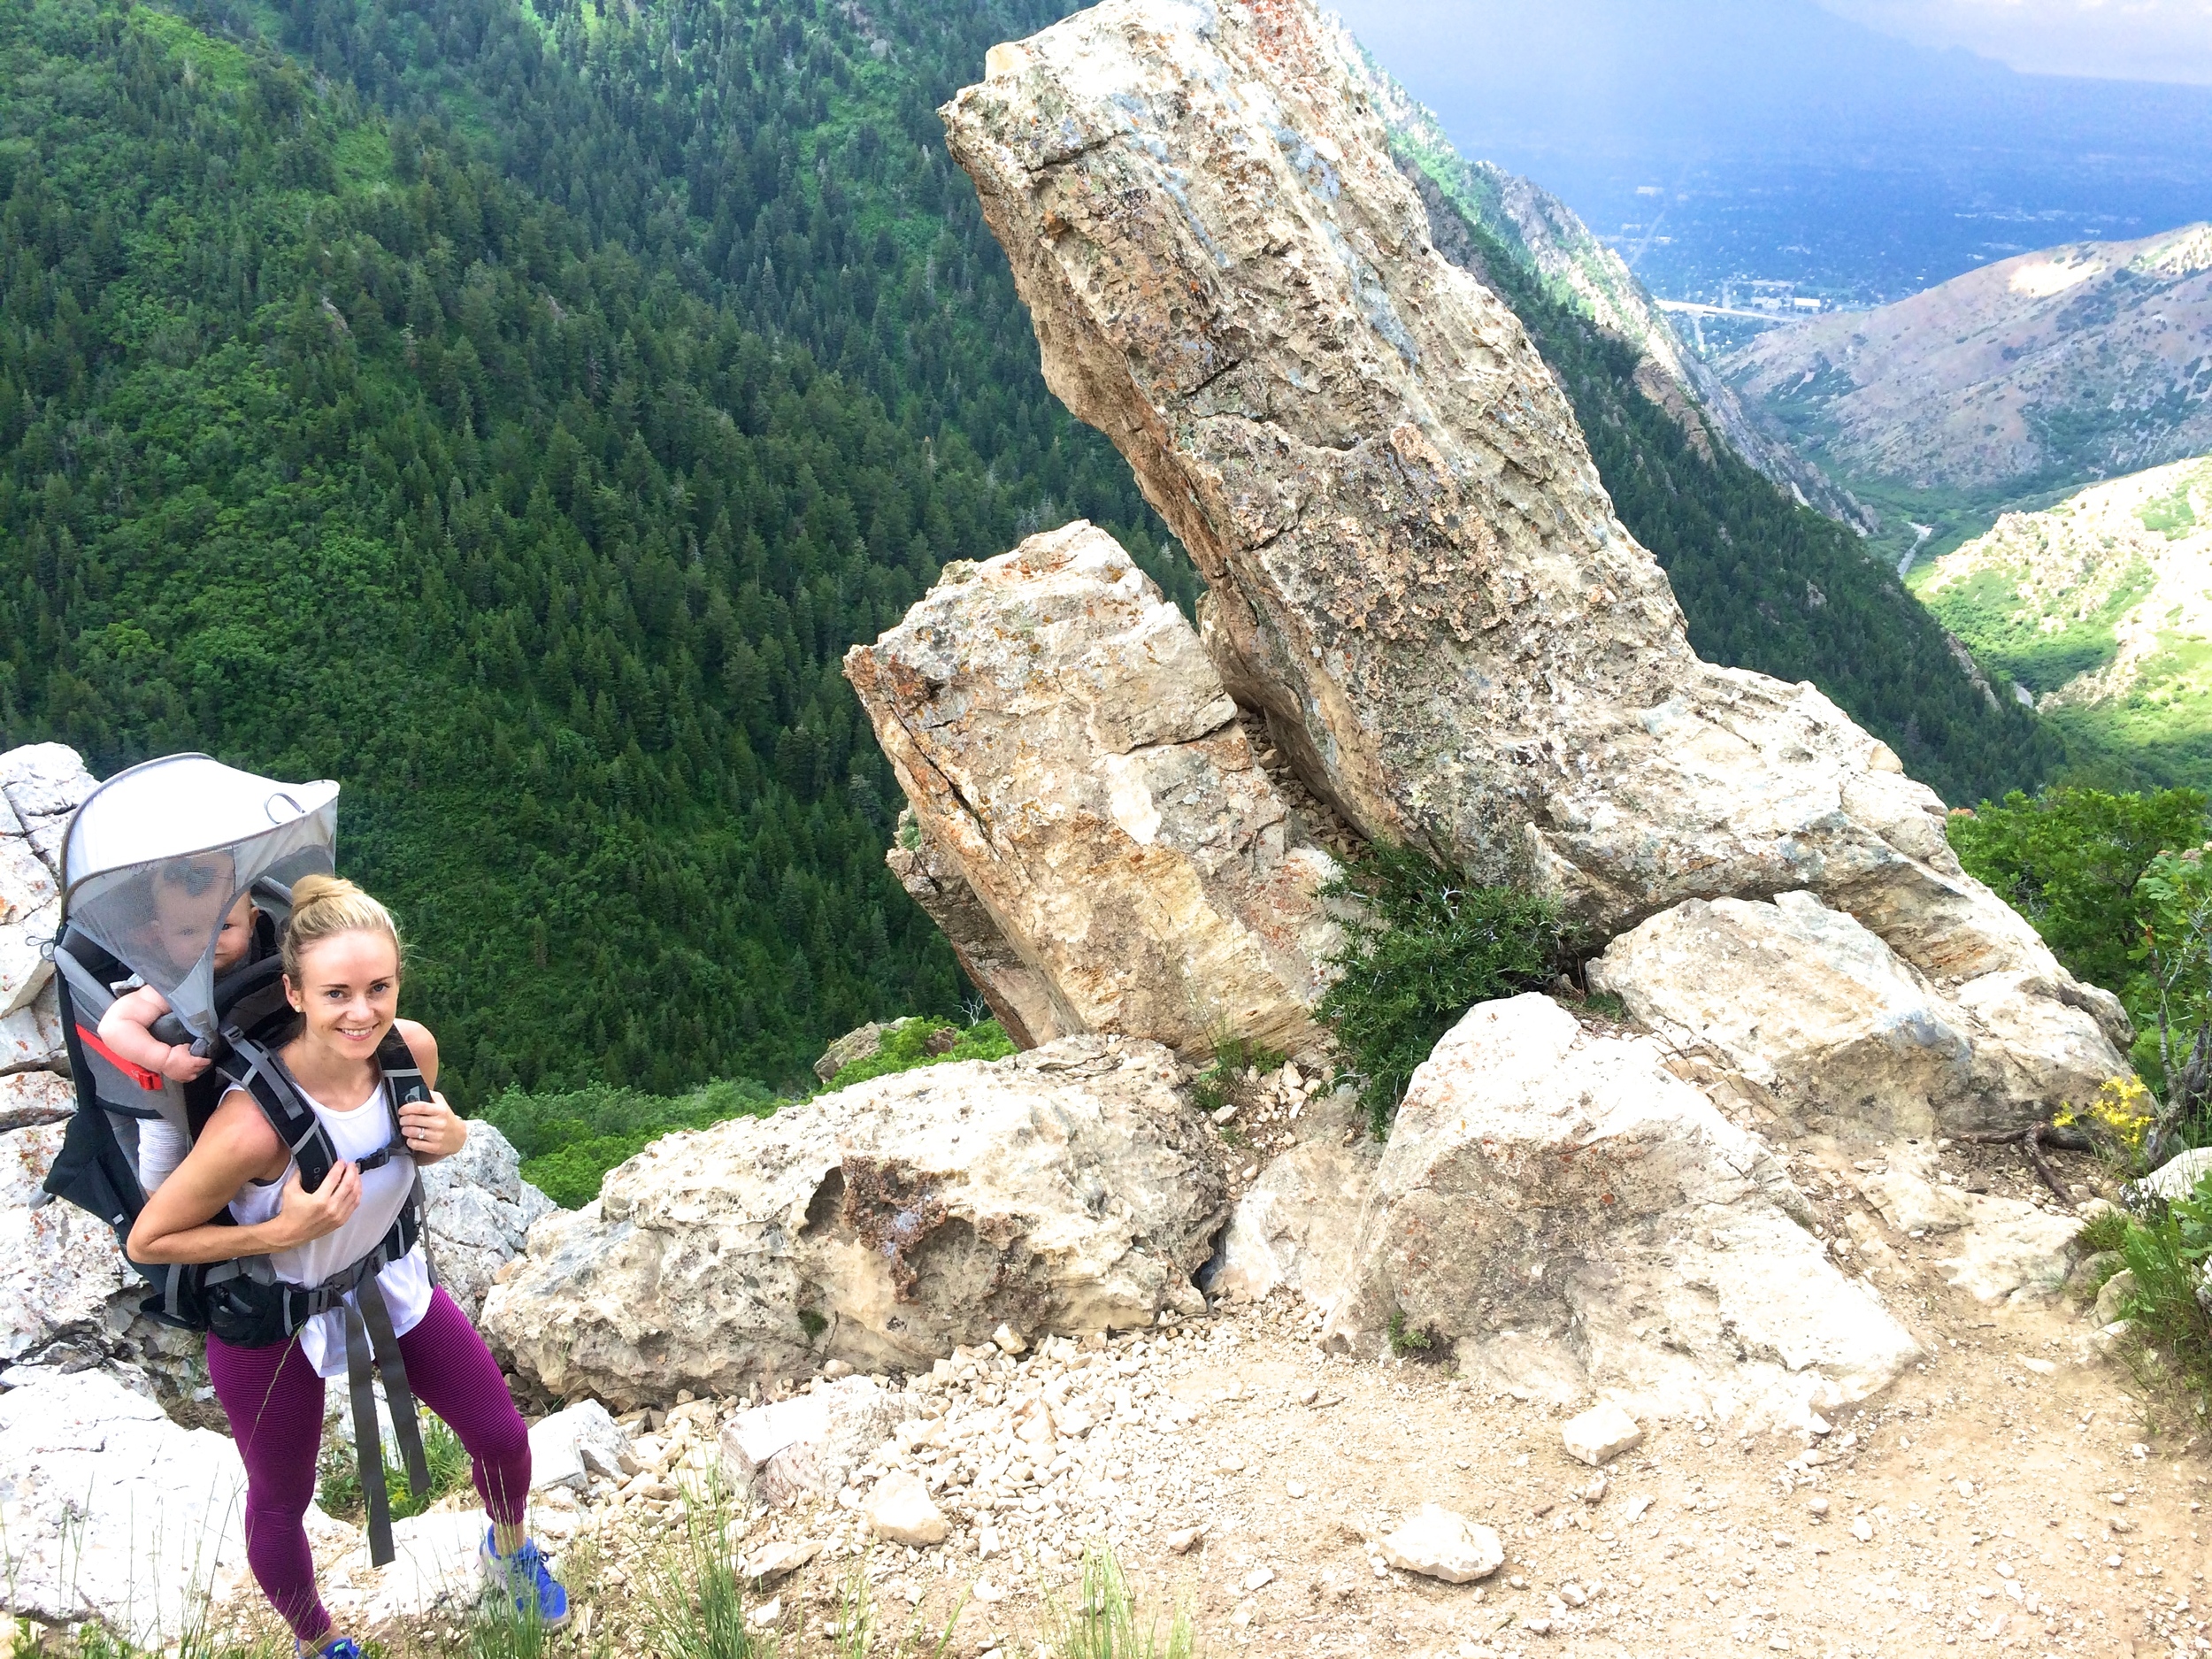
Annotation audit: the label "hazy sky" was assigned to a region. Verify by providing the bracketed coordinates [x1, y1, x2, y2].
[1818, 0, 2212, 84]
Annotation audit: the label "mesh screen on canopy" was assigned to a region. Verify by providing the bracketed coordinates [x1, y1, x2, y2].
[63, 755, 339, 1037]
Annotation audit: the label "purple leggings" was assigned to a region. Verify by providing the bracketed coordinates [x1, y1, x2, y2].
[207, 1286, 531, 1642]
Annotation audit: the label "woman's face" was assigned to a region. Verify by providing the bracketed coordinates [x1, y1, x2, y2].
[286, 930, 400, 1063]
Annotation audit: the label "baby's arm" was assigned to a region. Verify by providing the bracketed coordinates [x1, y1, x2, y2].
[97, 987, 210, 1082]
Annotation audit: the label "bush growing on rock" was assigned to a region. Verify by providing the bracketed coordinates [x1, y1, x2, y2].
[823, 1017, 1014, 1092]
[1316, 846, 1558, 1134]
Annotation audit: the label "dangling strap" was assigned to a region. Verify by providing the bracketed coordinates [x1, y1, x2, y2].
[338, 1233, 433, 1568]
[375, 1028, 441, 1291]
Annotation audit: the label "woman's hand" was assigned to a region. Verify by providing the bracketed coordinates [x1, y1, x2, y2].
[274, 1160, 362, 1247]
[397, 1091, 467, 1164]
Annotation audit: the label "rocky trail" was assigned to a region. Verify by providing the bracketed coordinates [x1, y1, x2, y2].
[160, 1106, 2199, 1659]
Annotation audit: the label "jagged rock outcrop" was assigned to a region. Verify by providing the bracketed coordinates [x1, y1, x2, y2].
[1592, 891, 2125, 1139]
[1325, 995, 1920, 1429]
[940, 0, 2125, 1103]
[419, 1121, 556, 1324]
[483, 1037, 1225, 1407]
[847, 522, 1341, 1057]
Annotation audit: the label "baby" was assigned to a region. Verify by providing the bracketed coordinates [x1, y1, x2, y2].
[98, 886, 259, 1191]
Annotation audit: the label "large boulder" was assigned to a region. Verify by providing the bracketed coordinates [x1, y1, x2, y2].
[941, 0, 2124, 1085]
[419, 1119, 555, 1323]
[1591, 891, 2124, 1139]
[1325, 995, 1919, 1430]
[0, 1368, 250, 1645]
[483, 1037, 1225, 1407]
[847, 522, 1342, 1059]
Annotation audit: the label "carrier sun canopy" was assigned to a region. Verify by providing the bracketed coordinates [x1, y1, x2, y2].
[62, 755, 339, 1038]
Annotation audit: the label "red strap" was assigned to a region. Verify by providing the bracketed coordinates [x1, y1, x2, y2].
[76, 1024, 166, 1092]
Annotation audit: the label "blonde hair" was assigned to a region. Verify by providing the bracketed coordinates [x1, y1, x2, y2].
[281, 873, 403, 984]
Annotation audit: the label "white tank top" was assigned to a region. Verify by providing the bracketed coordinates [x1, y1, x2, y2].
[227, 1076, 434, 1379]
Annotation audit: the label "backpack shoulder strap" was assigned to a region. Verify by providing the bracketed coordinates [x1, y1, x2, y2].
[216, 1035, 340, 1193]
[376, 1027, 433, 1110]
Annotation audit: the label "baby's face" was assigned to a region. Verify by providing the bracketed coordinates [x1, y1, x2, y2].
[148, 876, 250, 975]
[211, 895, 258, 972]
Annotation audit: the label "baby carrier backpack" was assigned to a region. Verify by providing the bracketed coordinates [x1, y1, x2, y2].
[39, 754, 438, 1563]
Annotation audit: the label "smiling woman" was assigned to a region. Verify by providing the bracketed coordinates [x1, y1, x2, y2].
[124, 872, 572, 1657]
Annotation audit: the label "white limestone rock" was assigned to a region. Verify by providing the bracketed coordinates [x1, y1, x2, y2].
[1591, 891, 2124, 1140]
[719, 1379, 899, 1507]
[865, 1470, 949, 1547]
[0, 979, 65, 1072]
[2130, 1146, 2212, 1205]
[0, 1066, 73, 1132]
[0, 1368, 249, 1646]
[484, 1037, 1226, 1406]
[419, 1119, 554, 1323]
[846, 522, 1342, 1058]
[1326, 995, 1920, 1431]
[1, 1121, 133, 1370]
[1204, 1089, 1375, 1310]
[1562, 1402, 1645, 1467]
[1378, 1505, 1504, 1583]
[1855, 1158, 2083, 1304]
[526, 1398, 631, 1493]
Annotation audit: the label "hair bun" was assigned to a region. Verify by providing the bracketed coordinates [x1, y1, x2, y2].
[281, 874, 402, 981]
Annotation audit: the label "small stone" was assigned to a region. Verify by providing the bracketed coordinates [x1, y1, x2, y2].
[1242, 1566, 1276, 1593]
[1562, 1402, 1643, 1467]
[741, 1540, 821, 1584]
[1559, 1582, 1588, 1608]
[1294, 1384, 1319, 1406]
[1806, 1415, 1832, 1436]
[1851, 1515, 1874, 1542]
[992, 1324, 1027, 1355]
[1286, 1480, 1307, 1499]
[1807, 1497, 1829, 1517]
[865, 1472, 949, 1547]
[1378, 1504, 1505, 1584]
[822, 1359, 854, 1380]
[1212, 1103, 1239, 1125]
[1954, 1479, 1974, 1499]
[2108, 1492, 2128, 1505]
[747, 1596, 781, 1632]
[1166, 1526, 1202, 1555]
[1581, 1475, 1607, 1504]
[1523, 1617, 1552, 1636]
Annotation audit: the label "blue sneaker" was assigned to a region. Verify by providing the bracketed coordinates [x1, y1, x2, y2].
[297, 1640, 364, 1659]
[480, 1525, 572, 1631]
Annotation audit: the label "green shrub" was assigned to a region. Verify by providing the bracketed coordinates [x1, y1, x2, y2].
[2110, 1168, 2212, 1413]
[315, 1412, 472, 1525]
[481, 1077, 781, 1210]
[2078, 1205, 2132, 1256]
[1317, 845, 1558, 1135]
[1189, 1033, 1289, 1118]
[825, 1017, 1015, 1091]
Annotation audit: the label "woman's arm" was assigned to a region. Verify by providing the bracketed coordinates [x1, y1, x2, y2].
[127, 1090, 364, 1265]
[392, 1018, 466, 1167]
[97, 986, 210, 1081]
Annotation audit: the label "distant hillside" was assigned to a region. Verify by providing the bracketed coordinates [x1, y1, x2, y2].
[1914, 456, 2212, 785]
[1725, 225, 2212, 497]
[1325, 22, 1874, 533]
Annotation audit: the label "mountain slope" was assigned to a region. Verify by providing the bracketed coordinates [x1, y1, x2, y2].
[1913, 456, 2212, 785]
[1726, 225, 2212, 496]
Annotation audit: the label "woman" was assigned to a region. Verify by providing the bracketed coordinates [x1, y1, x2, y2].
[131, 876, 567, 1658]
